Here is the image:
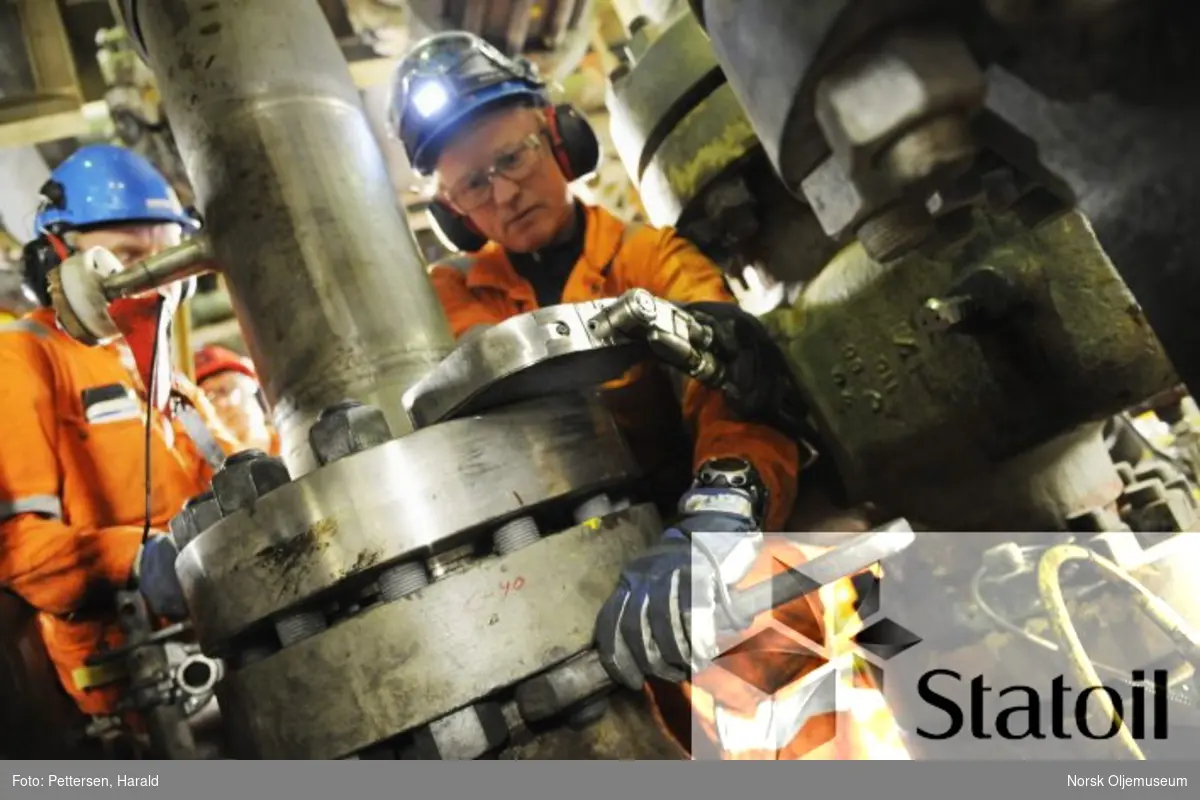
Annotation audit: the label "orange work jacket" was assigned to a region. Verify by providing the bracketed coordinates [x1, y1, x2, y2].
[432, 207, 905, 758]
[429, 203, 799, 530]
[0, 308, 239, 715]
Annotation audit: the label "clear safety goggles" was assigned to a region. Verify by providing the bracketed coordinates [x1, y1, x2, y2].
[440, 133, 548, 212]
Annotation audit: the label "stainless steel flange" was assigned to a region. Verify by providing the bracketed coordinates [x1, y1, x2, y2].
[216, 504, 661, 759]
[177, 395, 639, 652]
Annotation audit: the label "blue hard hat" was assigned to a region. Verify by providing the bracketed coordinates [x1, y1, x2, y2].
[389, 32, 548, 176]
[34, 144, 198, 233]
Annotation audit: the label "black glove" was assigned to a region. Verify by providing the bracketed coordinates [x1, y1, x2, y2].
[595, 488, 762, 689]
[133, 534, 189, 620]
[684, 301, 811, 442]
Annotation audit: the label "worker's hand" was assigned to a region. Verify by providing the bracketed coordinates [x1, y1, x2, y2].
[594, 488, 762, 690]
[133, 534, 189, 621]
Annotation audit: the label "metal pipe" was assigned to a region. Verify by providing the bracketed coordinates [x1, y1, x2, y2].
[120, 0, 455, 475]
[102, 235, 214, 301]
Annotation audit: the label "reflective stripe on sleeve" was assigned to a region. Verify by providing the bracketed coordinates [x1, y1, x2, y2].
[175, 406, 227, 470]
[0, 494, 64, 523]
[0, 319, 50, 338]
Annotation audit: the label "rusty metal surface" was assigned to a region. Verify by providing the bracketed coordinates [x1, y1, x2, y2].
[606, 11, 725, 184]
[763, 207, 1177, 525]
[178, 395, 640, 652]
[603, 7, 839, 282]
[637, 84, 760, 229]
[216, 505, 661, 760]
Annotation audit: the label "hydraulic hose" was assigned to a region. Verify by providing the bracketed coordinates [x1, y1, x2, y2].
[1037, 543, 1200, 761]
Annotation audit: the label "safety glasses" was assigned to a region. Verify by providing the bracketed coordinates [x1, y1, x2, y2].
[441, 133, 548, 212]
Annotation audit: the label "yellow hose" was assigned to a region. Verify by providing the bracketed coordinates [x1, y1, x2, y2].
[1037, 545, 1144, 759]
[1038, 543, 1200, 759]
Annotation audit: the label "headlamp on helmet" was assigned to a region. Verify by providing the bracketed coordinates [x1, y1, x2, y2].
[411, 79, 452, 119]
[389, 32, 550, 176]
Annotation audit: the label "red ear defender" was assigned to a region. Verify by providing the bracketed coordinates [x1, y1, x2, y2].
[543, 105, 577, 179]
[542, 104, 601, 183]
[46, 232, 71, 261]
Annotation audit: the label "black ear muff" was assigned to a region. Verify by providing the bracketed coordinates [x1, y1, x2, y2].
[544, 104, 601, 182]
[427, 199, 489, 253]
[21, 237, 65, 308]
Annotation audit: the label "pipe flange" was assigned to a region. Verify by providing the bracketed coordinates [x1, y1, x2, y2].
[177, 394, 640, 652]
[637, 83, 760, 228]
[607, 11, 726, 183]
[216, 504, 661, 759]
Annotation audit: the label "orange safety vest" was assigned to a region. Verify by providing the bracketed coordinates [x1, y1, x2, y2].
[428, 203, 800, 530]
[0, 309, 239, 715]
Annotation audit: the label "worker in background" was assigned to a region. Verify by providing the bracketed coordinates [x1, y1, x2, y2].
[390, 33, 901, 759]
[194, 344, 280, 456]
[0, 144, 239, 721]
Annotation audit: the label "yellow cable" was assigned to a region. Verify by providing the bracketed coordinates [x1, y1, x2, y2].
[1037, 545, 1146, 760]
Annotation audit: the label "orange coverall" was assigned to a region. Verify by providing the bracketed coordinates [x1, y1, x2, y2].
[430, 203, 799, 530]
[0, 308, 238, 715]
[431, 204, 904, 758]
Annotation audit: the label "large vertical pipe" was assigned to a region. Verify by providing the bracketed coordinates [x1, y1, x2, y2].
[119, 0, 455, 475]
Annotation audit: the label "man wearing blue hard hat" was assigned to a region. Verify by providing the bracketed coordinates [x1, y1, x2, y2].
[0, 144, 239, 720]
[390, 33, 828, 757]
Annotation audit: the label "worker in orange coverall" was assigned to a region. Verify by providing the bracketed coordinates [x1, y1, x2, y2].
[389, 32, 906, 759]
[194, 344, 280, 457]
[0, 144, 238, 718]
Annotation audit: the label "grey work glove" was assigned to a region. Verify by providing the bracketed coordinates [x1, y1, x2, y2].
[133, 534, 189, 621]
[595, 488, 763, 689]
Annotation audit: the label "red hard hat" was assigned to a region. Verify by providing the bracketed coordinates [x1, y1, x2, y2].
[194, 345, 257, 384]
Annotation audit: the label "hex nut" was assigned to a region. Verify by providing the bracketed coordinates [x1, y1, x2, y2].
[1133, 461, 1176, 486]
[212, 452, 291, 516]
[309, 401, 393, 466]
[399, 704, 509, 760]
[814, 29, 985, 183]
[1130, 498, 1191, 534]
[1113, 461, 1136, 486]
[1120, 479, 1167, 510]
[169, 491, 223, 550]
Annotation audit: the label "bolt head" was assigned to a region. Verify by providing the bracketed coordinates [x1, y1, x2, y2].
[815, 30, 984, 181]
[309, 401, 393, 465]
[212, 452, 290, 516]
